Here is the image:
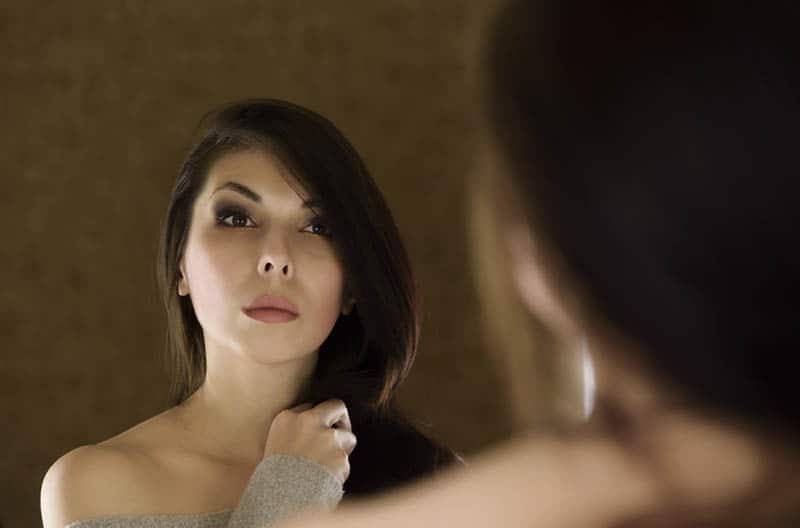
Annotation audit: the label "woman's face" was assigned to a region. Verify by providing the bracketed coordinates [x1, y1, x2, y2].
[178, 148, 348, 365]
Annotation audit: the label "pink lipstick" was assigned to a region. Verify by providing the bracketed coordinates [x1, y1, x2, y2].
[243, 294, 299, 324]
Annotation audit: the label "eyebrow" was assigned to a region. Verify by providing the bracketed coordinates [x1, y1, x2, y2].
[212, 181, 261, 203]
[212, 181, 320, 209]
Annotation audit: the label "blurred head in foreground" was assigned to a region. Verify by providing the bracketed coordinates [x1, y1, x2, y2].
[482, 0, 800, 522]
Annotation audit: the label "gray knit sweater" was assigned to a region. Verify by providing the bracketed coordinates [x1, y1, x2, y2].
[65, 455, 343, 528]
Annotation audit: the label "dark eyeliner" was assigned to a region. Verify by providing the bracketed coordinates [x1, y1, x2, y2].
[306, 215, 333, 237]
[214, 203, 253, 228]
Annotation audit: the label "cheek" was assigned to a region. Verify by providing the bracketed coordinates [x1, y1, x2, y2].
[300, 254, 346, 331]
[183, 234, 245, 326]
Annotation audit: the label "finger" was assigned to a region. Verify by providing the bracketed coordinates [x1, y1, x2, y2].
[325, 401, 351, 432]
[335, 430, 357, 456]
[289, 402, 314, 413]
[331, 409, 352, 432]
[311, 399, 350, 429]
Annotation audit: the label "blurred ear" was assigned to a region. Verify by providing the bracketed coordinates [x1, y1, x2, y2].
[504, 216, 581, 342]
[177, 260, 190, 296]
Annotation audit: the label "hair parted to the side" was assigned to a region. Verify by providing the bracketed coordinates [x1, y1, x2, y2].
[156, 98, 456, 495]
[157, 98, 418, 411]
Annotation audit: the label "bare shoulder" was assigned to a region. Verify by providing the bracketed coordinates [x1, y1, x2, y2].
[41, 443, 157, 527]
[40, 413, 178, 528]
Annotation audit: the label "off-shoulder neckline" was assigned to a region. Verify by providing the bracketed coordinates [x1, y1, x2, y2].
[66, 509, 234, 527]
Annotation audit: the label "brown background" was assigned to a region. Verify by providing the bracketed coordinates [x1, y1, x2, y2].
[0, 2, 530, 526]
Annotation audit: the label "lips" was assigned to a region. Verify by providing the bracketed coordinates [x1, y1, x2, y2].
[243, 294, 299, 324]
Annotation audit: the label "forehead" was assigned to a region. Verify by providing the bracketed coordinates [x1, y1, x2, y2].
[201, 148, 309, 205]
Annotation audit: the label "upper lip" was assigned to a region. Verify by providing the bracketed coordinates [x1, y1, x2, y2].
[243, 294, 299, 315]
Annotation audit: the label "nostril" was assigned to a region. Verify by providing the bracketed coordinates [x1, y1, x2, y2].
[265, 262, 273, 272]
[282, 265, 289, 275]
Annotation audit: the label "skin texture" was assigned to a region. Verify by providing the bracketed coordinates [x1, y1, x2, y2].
[40, 149, 357, 528]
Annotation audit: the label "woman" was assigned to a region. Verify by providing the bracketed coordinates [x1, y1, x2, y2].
[40, 99, 457, 528]
[279, 2, 800, 527]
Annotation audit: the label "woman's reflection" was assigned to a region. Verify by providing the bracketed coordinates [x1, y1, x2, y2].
[41, 99, 459, 528]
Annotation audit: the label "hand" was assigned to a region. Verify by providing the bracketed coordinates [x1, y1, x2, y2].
[264, 399, 357, 484]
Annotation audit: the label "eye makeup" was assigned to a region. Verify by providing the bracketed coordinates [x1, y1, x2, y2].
[211, 199, 332, 237]
[214, 203, 255, 228]
[303, 216, 333, 237]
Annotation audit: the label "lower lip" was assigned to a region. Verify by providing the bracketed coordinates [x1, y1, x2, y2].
[243, 308, 298, 324]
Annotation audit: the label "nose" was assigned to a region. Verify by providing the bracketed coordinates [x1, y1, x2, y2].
[257, 233, 293, 279]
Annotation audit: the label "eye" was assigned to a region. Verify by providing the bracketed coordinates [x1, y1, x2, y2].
[303, 218, 332, 237]
[215, 206, 256, 228]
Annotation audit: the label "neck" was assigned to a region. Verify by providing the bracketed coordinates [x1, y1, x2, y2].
[171, 340, 318, 466]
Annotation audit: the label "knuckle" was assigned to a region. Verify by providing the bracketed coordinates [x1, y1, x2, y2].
[272, 410, 292, 426]
[299, 411, 318, 426]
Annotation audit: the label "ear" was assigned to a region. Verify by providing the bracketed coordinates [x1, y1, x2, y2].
[505, 220, 579, 340]
[177, 260, 190, 297]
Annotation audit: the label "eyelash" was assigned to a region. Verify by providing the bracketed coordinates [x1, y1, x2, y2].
[214, 205, 254, 228]
[305, 219, 332, 237]
[213, 205, 332, 237]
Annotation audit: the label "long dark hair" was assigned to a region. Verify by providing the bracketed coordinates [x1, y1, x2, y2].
[487, 1, 800, 438]
[156, 98, 456, 495]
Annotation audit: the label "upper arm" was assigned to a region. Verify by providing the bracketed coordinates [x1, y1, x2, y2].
[40, 445, 150, 528]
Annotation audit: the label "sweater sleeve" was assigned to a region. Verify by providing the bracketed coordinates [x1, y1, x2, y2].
[64, 455, 344, 528]
[225, 454, 344, 528]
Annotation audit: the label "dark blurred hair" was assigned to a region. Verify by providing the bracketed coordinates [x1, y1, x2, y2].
[157, 98, 457, 495]
[487, 2, 800, 433]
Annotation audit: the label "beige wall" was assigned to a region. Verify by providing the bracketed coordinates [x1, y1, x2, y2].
[0, 2, 519, 526]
